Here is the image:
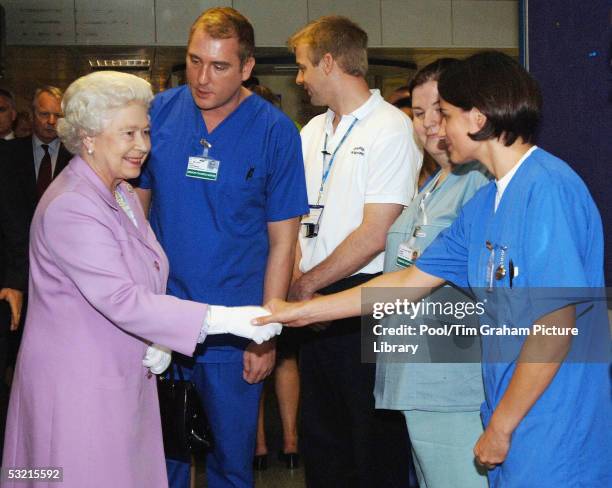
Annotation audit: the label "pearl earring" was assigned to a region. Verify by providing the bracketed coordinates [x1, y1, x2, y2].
[87, 147, 94, 155]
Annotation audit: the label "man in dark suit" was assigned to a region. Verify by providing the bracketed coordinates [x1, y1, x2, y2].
[4, 86, 72, 218]
[0, 87, 71, 454]
[0, 150, 30, 459]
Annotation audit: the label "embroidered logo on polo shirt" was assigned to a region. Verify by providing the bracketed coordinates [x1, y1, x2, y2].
[351, 146, 365, 156]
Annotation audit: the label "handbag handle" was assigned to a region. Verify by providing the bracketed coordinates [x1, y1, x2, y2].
[172, 361, 186, 382]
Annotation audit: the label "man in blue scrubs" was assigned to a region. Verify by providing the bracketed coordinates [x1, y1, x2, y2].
[136, 7, 308, 488]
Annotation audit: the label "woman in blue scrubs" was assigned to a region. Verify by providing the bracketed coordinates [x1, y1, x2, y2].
[257, 52, 611, 487]
[375, 58, 490, 488]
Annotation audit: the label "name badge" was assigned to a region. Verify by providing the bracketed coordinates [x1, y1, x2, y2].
[186, 156, 220, 181]
[301, 205, 324, 238]
[397, 242, 419, 268]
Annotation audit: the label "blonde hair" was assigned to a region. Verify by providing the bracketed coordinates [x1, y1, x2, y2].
[288, 16, 368, 77]
[32, 85, 63, 109]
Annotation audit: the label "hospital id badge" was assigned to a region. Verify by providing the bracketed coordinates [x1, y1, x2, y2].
[301, 205, 324, 238]
[186, 156, 220, 181]
[396, 242, 419, 268]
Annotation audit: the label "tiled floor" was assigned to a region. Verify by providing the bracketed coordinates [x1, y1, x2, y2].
[194, 457, 305, 488]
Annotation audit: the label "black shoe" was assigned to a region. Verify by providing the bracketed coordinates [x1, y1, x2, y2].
[278, 451, 300, 469]
[253, 454, 268, 471]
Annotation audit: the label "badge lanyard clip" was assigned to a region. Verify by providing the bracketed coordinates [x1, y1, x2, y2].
[200, 138, 212, 158]
[486, 241, 508, 291]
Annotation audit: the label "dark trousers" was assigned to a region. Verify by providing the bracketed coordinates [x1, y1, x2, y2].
[299, 275, 413, 488]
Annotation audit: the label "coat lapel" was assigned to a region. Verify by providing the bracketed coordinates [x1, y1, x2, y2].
[21, 137, 37, 209]
[116, 181, 161, 256]
[69, 157, 161, 257]
[54, 143, 72, 177]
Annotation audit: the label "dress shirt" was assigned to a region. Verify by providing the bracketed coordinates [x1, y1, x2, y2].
[32, 135, 61, 178]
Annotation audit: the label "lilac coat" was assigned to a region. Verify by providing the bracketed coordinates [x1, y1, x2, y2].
[2, 156, 206, 487]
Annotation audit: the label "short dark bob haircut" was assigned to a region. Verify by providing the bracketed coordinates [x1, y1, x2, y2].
[438, 51, 542, 146]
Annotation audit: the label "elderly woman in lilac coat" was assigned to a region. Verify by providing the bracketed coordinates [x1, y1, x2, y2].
[1, 71, 282, 488]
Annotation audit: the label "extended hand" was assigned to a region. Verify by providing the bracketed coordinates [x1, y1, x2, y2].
[0, 288, 23, 331]
[142, 344, 172, 374]
[473, 422, 511, 469]
[255, 298, 312, 328]
[207, 305, 282, 344]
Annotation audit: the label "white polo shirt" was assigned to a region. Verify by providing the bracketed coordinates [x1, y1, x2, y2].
[299, 90, 422, 275]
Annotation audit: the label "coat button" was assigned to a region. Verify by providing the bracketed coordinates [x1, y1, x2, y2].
[154, 261, 160, 271]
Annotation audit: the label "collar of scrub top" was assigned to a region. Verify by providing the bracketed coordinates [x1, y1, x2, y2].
[494, 145, 537, 211]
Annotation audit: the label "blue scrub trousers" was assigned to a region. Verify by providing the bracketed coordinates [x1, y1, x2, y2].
[167, 360, 263, 488]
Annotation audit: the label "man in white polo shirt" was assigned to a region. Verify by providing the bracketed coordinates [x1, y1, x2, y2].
[287, 15, 422, 488]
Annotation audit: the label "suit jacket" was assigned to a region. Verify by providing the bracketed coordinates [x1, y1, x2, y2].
[0, 143, 30, 332]
[2, 156, 207, 487]
[2, 135, 72, 219]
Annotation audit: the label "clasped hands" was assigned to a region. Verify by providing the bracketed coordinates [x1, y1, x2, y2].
[143, 305, 283, 375]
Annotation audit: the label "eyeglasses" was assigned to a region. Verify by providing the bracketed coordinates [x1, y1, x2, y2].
[35, 110, 63, 120]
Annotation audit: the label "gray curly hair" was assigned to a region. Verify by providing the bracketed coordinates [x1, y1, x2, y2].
[57, 71, 153, 154]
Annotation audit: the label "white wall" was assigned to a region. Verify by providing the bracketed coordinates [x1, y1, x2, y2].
[4, 0, 518, 48]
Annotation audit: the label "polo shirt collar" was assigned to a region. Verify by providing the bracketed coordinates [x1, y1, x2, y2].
[351, 89, 383, 120]
[324, 89, 383, 133]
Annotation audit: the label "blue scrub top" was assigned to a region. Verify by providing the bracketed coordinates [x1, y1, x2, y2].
[417, 148, 611, 487]
[138, 86, 308, 360]
[375, 162, 490, 412]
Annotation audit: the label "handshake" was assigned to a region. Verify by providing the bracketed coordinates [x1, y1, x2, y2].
[143, 305, 279, 374]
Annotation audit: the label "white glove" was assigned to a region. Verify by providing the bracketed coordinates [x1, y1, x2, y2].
[207, 305, 283, 345]
[142, 344, 172, 374]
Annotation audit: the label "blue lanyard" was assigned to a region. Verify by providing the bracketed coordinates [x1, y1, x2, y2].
[318, 118, 358, 202]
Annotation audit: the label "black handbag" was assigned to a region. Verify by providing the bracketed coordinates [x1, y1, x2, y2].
[157, 363, 213, 462]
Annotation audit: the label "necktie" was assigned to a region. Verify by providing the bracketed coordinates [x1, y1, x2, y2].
[36, 144, 52, 198]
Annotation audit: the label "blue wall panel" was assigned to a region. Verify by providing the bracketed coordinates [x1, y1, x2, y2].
[526, 0, 612, 285]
